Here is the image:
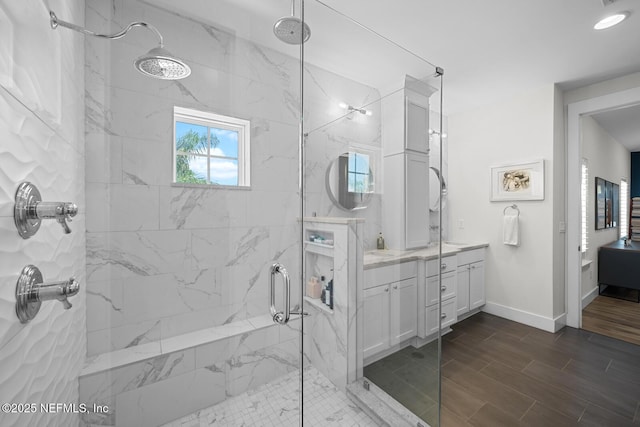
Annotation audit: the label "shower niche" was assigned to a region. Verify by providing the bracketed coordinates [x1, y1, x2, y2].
[303, 217, 364, 389]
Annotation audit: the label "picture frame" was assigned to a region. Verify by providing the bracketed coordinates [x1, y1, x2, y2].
[490, 160, 544, 201]
[595, 177, 606, 229]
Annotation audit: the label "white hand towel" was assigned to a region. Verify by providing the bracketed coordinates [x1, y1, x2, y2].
[503, 213, 519, 246]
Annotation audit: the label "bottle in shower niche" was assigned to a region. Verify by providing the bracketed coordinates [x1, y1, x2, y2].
[327, 278, 334, 309]
[320, 276, 326, 304]
[377, 232, 385, 250]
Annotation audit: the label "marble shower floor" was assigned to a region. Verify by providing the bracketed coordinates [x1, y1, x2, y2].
[162, 366, 381, 426]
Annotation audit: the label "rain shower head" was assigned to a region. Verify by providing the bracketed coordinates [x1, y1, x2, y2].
[274, 0, 310, 44]
[49, 10, 191, 80]
[274, 16, 311, 44]
[134, 46, 191, 80]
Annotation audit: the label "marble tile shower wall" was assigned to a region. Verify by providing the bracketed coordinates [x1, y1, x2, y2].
[84, 0, 381, 356]
[0, 1, 86, 426]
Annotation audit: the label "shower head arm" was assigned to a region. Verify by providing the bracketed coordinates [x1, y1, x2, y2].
[49, 11, 164, 47]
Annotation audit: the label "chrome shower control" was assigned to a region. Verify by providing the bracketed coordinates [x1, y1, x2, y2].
[15, 265, 80, 324]
[14, 182, 78, 238]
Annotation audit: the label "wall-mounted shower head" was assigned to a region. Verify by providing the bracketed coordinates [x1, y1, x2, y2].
[274, 0, 310, 44]
[49, 10, 191, 80]
[134, 46, 191, 80]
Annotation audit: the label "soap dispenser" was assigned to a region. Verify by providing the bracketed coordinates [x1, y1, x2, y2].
[377, 232, 385, 250]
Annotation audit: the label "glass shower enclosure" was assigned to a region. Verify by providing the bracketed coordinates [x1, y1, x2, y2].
[0, 0, 444, 426]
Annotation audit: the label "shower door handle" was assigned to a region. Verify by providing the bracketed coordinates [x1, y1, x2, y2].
[270, 263, 291, 325]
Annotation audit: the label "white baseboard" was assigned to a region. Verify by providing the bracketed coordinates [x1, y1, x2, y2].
[482, 302, 563, 333]
[582, 287, 599, 309]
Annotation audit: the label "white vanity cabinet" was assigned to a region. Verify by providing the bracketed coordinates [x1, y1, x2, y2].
[456, 248, 486, 317]
[425, 255, 457, 335]
[363, 262, 417, 360]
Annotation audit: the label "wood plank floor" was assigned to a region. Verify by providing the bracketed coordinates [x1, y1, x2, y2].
[441, 313, 640, 426]
[583, 295, 640, 346]
[365, 312, 640, 427]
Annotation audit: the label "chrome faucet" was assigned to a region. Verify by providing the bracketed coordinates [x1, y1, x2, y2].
[14, 182, 78, 238]
[33, 277, 80, 309]
[32, 201, 78, 234]
[16, 265, 80, 323]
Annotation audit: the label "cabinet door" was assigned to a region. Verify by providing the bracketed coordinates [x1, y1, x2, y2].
[405, 152, 429, 249]
[390, 277, 417, 346]
[456, 265, 470, 316]
[405, 96, 429, 153]
[363, 285, 390, 359]
[469, 261, 485, 310]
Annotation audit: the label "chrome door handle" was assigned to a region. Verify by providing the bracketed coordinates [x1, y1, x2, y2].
[270, 263, 290, 325]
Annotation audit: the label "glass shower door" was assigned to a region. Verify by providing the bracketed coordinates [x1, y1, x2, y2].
[301, 1, 444, 426]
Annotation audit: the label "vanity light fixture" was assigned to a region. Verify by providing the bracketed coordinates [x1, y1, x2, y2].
[429, 129, 447, 138]
[594, 11, 630, 29]
[339, 102, 372, 116]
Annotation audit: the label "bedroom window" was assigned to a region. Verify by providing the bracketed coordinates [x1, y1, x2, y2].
[581, 158, 588, 253]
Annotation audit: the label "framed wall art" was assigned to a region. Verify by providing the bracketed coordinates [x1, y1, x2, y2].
[490, 160, 544, 201]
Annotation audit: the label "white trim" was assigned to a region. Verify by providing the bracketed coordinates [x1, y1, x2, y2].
[581, 287, 599, 309]
[566, 86, 640, 329]
[482, 302, 563, 333]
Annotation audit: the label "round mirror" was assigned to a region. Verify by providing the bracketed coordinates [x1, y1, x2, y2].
[326, 152, 374, 211]
[429, 166, 447, 212]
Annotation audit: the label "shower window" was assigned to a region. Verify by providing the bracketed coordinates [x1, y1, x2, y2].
[173, 106, 250, 187]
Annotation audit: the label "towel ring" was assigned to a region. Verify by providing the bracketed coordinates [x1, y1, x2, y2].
[503, 204, 520, 217]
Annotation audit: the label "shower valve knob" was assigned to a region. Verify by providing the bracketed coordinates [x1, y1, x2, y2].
[14, 182, 78, 238]
[15, 265, 80, 323]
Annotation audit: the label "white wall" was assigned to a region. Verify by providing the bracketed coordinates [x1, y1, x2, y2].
[0, 1, 86, 426]
[564, 72, 640, 105]
[448, 85, 558, 327]
[580, 115, 630, 299]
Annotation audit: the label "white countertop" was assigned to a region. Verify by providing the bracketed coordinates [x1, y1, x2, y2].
[364, 242, 489, 269]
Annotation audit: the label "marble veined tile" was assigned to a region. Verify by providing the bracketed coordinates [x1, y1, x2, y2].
[162, 366, 379, 427]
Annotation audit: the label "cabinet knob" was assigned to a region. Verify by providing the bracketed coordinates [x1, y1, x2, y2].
[441, 285, 447, 292]
[441, 263, 447, 270]
[471, 265, 476, 269]
[385, 287, 389, 292]
[393, 285, 398, 289]
[441, 313, 447, 319]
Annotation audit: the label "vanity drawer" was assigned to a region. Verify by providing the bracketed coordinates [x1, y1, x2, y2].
[364, 261, 417, 289]
[426, 255, 457, 277]
[425, 298, 457, 335]
[426, 270, 456, 306]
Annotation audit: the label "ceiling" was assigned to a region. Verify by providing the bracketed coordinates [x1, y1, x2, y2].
[591, 104, 640, 151]
[151, 0, 640, 142]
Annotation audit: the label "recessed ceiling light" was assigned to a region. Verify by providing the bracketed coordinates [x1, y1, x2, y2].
[594, 11, 630, 30]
